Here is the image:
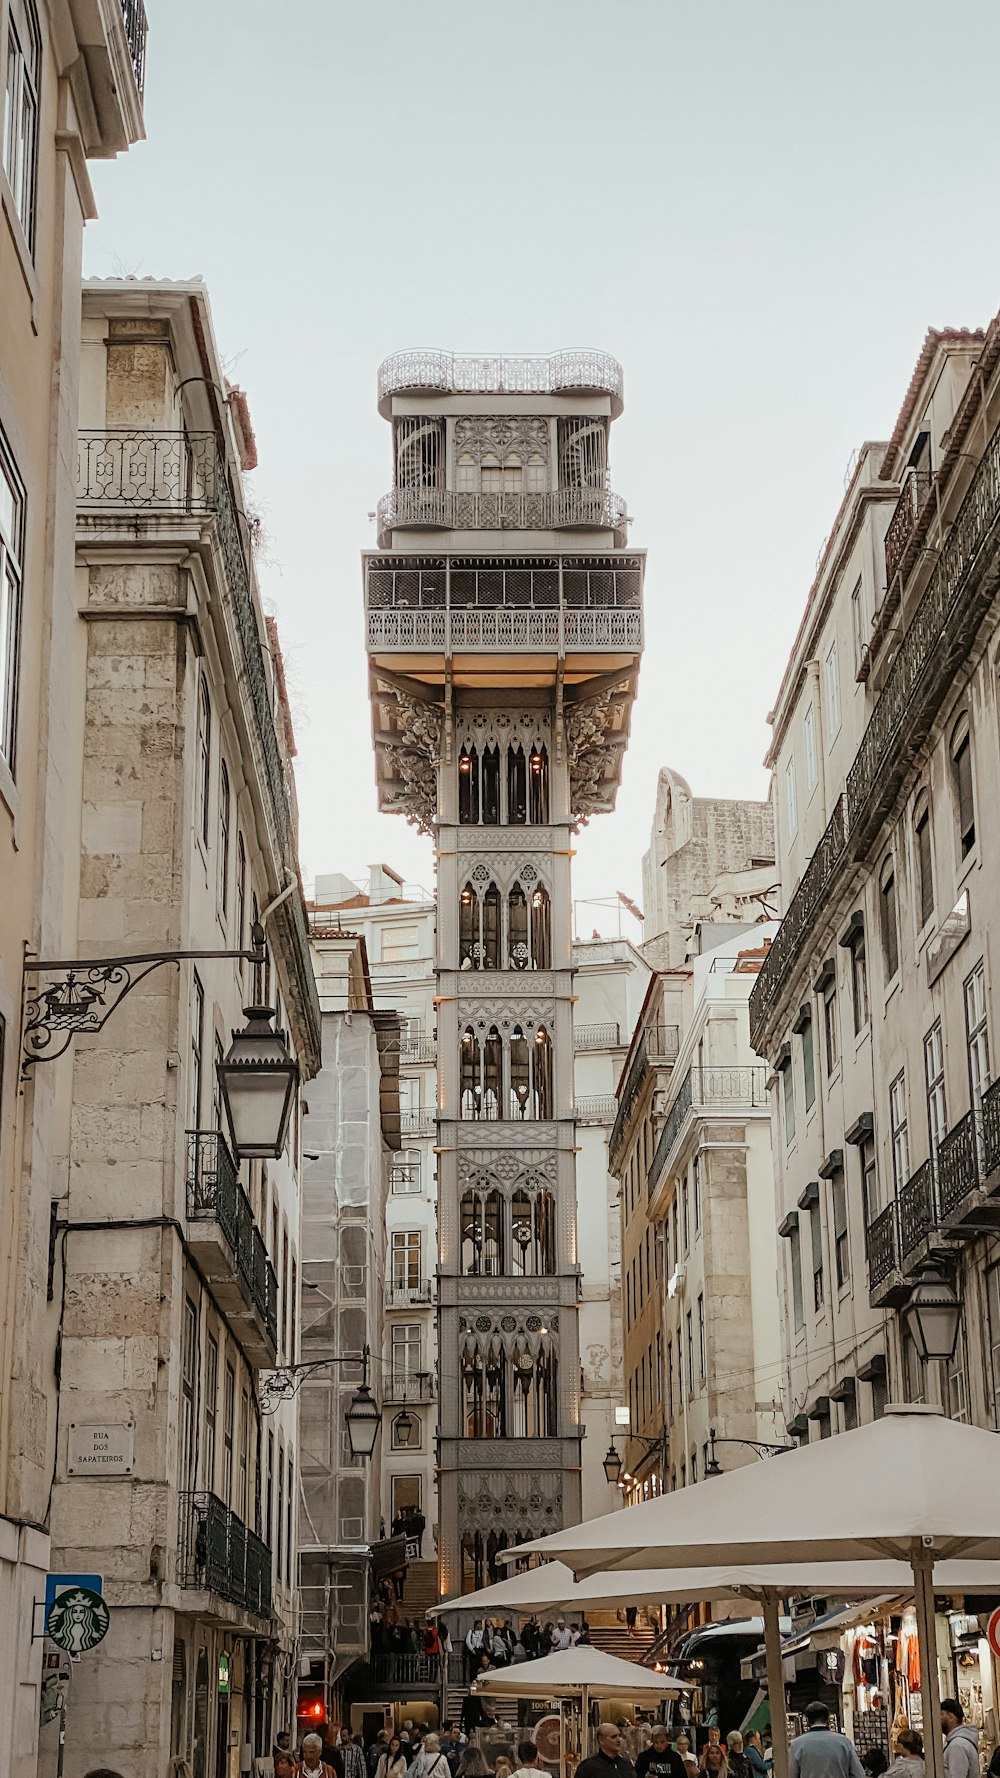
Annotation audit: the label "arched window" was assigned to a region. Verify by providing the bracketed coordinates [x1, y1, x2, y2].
[531, 885, 551, 967]
[459, 748, 479, 824]
[461, 1530, 519, 1592]
[509, 1026, 531, 1119]
[482, 745, 501, 824]
[879, 856, 899, 981]
[533, 1026, 553, 1119]
[528, 745, 549, 823]
[459, 883, 477, 968]
[461, 1189, 504, 1276]
[461, 1339, 506, 1438]
[509, 1340, 557, 1438]
[507, 881, 550, 970]
[460, 1026, 503, 1120]
[507, 744, 528, 824]
[510, 1188, 556, 1275]
[459, 881, 501, 970]
[509, 883, 528, 968]
[913, 791, 934, 930]
[951, 715, 976, 859]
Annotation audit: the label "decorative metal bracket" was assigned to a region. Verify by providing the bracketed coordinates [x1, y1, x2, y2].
[21, 924, 266, 1072]
[704, 1427, 797, 1476]
[259, 1344, 369, 1416]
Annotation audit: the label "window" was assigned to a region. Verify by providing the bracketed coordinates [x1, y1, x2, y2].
[289, 1256, 297, 1365]
[784, 760, 798, 839]
[383, 924, 419, 963]
[851, 579, 866, 671]
[238, 1386, 249, 1519]
[286, 1456, 293, 1584]
[276, 1446, 284, 1579]
[781, 1062, 796, 1146]
[667, 1339, 675, 1419]
[391, 1230, 422, 1291]
[889, 1072, 909, 1193]
[801, 1017, 816, 1111]
[190, 973, 204, 1130]
[823, 641, 841, 740]
[181, 1298, 199, 1494]
[965, 961, 990, 1110]
[391, 1150, 421, 1194]
[3, 0, 41, 248]
[822, 975, 839, 1074]
[789, 1222, 804, 1333]
[236, 835, 247, 959]
[0, 439, 25, 770]
[924, 1021, 947, 1158]
[860, 1134, 879, 1225]
[879, 859, 899, 981]
[391, 1323, 420, 1379]
[811, 1204, 824, 1311]
[952, 720, 976, 859]
[946, 1317, 969, 1424]
[681, 1179, 689, 1251]
[392, 1412, 422, 1451]
[686, 1310, 694, 1396]
[803, 704, 818, 795]
[204, 1335, 218, 1492]
[914, 796, 934, 929]
[850, 928, 869, 1033]
[697, 1293, 706, 1381]
[692, 1153, 701, 1232]
[196, 678, 211, 847]
[223, 1362, 235, 1504]
[832, 1171, 850, 1288]
[218, 762, 231, 914]
[281, 1230, 289, 1360]
[903, 1330, 925, 1406]
[266, 1429, 274, 1548]
[985, 1264, 1000, 1429]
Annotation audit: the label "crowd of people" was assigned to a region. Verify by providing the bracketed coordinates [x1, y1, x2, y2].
[463, 1615, 590, 1680]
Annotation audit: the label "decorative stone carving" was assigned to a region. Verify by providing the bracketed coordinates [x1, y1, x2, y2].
[566, 682, 630, 825]
[448, 826, 555, 851]
[379, 689, 443, 834]
[391, 688, 442, 755]
[454, 416, 550, 466]
[459, 1310, 559, 1342]
[454, 1121, 563, 1149]
[456, 997, 556, 1033]
[569, 742, 622, 823]
[457, 855, 550, 895]
[454, 1277, 561, 1303]
[458, 1150, 556, 1189]
[456, 1469, 563, 1538]
[448, 971, 557, 996]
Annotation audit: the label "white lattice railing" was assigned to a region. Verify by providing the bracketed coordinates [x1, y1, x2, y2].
[378, 348, 624, 407]
[377, 486, 628, 540]
[367, 608, 642, 653]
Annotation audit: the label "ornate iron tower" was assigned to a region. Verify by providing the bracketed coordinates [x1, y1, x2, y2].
[364, 349, 644, 1595]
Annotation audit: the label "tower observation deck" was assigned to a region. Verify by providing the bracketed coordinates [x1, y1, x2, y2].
[364, 348, 645, 1596]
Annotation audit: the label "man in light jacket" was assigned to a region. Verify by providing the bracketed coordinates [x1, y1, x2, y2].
[789, 1702, 865, 1778]
[941, 1700, 980, 1778]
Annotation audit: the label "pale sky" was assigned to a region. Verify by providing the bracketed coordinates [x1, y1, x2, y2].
[84, 0, 1000, 935]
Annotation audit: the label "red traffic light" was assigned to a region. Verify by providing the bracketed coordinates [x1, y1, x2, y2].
[296, 1691, 325, 1724]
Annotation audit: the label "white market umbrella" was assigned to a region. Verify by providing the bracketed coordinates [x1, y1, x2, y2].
[472, 1643, 691, 1701]
[511, 1407, 1000, 1778]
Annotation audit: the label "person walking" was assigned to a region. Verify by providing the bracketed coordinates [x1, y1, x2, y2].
[941, 1702, 980, 1778]
[635, 1724, 686, 1778]
[884, 1730, 925, 1778]
[789, 1703, 865, 1778]
[726, 1735, 750, 1778]
[298, 1735, 340, 1778]
[512, 1741, 547, 1778]
[456, 1749, 492, 1778]
[552, 1618, 573, 1651]
[465, 1620, 486, 1682]
[411, 1737, 452, 1778]
[377, 1739, 409, 1778]
[744, 1732, 770, 1778]
[576, 1722, 639, 1778]
[699, 1730, 728, 1777]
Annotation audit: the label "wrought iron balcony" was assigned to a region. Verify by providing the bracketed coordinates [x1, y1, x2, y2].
[884, 467, 933, 588]
[866, 1201, 900, 1293]
[364, 553, 643, 657]
[748, 797, 847, 1050]
[77, 430, 218, 511]
[608, 1024, 681, 1168]
[383, 1371, 437, 1404]
[178, 1491, 272, 1617]
[575, 1094, 618, 1123]
[938, 1110, 983, 1220]
[386, 1033, 436, 1063]
[120, 0, 148, 98]
[898, 1158, 938, 1261]
[376, 486, 628, 546]
[400, 1107, 436, 1137]
[648, 1065, 769, 1198]
[574, 1021, 622, 1051]
[386, 1279, 435, 1309]
[377, 348, 624, 414]
[186, 1131, 279, 1365]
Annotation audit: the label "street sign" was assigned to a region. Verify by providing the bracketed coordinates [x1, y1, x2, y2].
[45, 1586, 109, 1655]
[67, 1422, 134, 1475]
[986, 1606, 1000, 1659]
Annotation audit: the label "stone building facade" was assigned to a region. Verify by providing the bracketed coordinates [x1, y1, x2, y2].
[752, 319, 1000, 1445]
[30, 279, 321, 1777]
[0, 6, 145, 1771]
[364, 348, 644, 1596]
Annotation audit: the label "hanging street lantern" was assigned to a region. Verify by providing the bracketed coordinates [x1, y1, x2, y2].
[345, 1382, 381, 1458]
[218, 1005, 299, 1159]
[602, 1444, 623, 1485]
[904, 1262, 962, 1363]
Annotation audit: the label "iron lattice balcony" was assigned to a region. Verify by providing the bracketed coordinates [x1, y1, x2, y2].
[383, 1371, 437, 1404]
[400, 1107, 436, 1137]
[386, 1280, 435, 1309]
[119, 0, 148, 97]
[575, 1094, 618, 1123]
[608, 1024, 681, 1169]
[178, 1491, 272, 1617]
[377, 348, 624, 413]
[186, 1131, 279, 1364]
[377, 486, 628, 547]
[884, 467, 933, 587]
[648, 1064, 769, 1198]
[364, 553, 643, 656]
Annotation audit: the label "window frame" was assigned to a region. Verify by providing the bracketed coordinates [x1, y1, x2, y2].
[849, 925, 870, 1034]
[879, 857, 900, 984]
[951, 717, 977, 862]
[801, 1015, 816, 1112]
[924, 1020, 947, 1158]
[2, 0, 41, 251]
[889, 1070, 910, 1194]
[822, 975, 839, 1074]
[0, 434, 26, 772]
[803, 702, 818, 796]
[913, 793, 934, 932]
[784, 758, 798, 840]
[218, 760, 231, 916]
[964, 960, 990, 1111]
[196, 677, 212, 849]
[823, 640, 841, 741]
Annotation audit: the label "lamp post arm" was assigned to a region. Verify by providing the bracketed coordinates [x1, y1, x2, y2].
[260, 1345, 371, 1414]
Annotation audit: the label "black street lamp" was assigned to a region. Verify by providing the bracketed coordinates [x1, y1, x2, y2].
[260, 1345, 381, 1461]
[217, 1005, 299, 1159]
[602, 1444, 624, 1485]
[704, 1427, 797, 1477]
[903, 1261, 962, 1364]
[345, 1382, 382, 1458]
[603, 1429, 669, 1487]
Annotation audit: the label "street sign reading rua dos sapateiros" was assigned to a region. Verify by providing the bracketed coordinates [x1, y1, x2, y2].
[46, 1586, 110, 1655]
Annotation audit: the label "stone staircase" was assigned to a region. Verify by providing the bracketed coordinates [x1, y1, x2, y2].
[404, 1560, 441, 1621]
[586, 1622, 657, 1664]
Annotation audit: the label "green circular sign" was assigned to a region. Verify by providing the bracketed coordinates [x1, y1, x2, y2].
[46, 1586, 110, 1654]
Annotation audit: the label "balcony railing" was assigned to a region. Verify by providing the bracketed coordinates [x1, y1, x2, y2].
[365, 553, 643, 657]
[377, 486, 628, 544]
[383, 1372, 437, 1404]
[179, 1491, 272, 1617]
[77, 430, 218, 511]
[898, 1158, 937, 1260]
[574, 1022, 622, 1051]
[752, 408, 1000, 1054]
[649, 1065, 769, 1196]
[119, 0, 148, 98]
[609, 1024, 680, 1167]
[186, 1132, 279, 1358]
[400, 1107, 436, 1137]
[398, 1034, 437, 1063]
[575, 1094, 618, 1123]
[884, 467, 933, 587]
[868, 1084, 1000, 1294]
[377, 349, 624, 410]
[937, 1111, 981, 1220]
[866, 1202, 899, 1292]
[386, 1280, 435, 1308]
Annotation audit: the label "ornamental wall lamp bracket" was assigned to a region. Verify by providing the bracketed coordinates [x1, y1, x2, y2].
[704, 1427, 798, 1477]
[21, 922, 268, 1072]
[260, 1346, 379, 1457]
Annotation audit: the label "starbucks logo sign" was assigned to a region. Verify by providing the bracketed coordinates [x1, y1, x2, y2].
[46, 1586, 110, 1655]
